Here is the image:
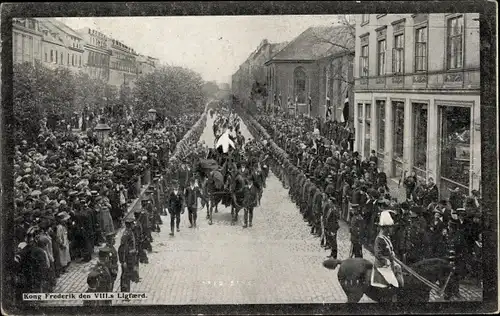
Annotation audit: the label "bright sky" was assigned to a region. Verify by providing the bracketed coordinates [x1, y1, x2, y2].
[57, 16, 344, 84]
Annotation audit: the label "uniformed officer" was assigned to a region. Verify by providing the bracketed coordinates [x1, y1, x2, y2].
[133, 209, 148, 264]
[323, 196, 339, 258]
[105, 232, 119, 284]
[311, 188, 323, 236]
[84, 248, 113, 306]
[350, 207, 364, 258]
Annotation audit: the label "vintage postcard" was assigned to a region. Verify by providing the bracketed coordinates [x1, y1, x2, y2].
[0, 1, 497, 315]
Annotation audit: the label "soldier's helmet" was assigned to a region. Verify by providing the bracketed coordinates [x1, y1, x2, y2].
[98, 247, 112, 260]
[125, 217, 135, 225]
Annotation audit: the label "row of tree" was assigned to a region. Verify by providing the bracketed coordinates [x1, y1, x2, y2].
[13, 62, 207, 143]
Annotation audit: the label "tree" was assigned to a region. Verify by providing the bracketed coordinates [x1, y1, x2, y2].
[133, 65, 206, 118]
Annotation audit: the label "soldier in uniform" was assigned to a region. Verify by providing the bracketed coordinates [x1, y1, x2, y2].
[250, 163, 265, 206]
[84, 248, 113, 306]
[350, 206, 364, 258]
[311, 188, 323, 237]
[118, 218, 138, 291]
[323, 196, 339, 258]
[231, 165, 247, 224]
[105, 232, 119, 284]
[134, 209, 150, 263]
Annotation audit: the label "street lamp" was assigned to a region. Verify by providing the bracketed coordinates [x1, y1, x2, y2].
[95, 118, 111, 171]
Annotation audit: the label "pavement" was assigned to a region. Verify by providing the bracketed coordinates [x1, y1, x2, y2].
[44, 113, 482, 306]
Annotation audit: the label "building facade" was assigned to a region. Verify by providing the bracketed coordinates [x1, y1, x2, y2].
[137, 55, 159, 76]
[353, 13, 480, 198]
[266, 26, 355, 119]
[36, 18, 84, 72]
[232, 39, 288, 110]
[12, 18, 43, 65]
[108, 38, 138, 88]
[77, 27, 111, 81]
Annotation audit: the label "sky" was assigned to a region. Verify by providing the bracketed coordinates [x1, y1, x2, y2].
[57, 16, 344, 84]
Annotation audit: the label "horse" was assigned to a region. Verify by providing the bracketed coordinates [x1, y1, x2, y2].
[322, 257, 452, 303]
[206, 169, 235, 225]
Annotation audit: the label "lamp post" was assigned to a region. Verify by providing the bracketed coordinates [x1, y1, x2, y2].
[95, 118, 111, 171]
[148, 108, 157, 129]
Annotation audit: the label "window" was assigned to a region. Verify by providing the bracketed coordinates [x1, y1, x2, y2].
[440, 106, 471, 189]
[360, 44, 369, 77]
[447, 16, 464, 69]
[293, 67, 307, 104]
[44, 52, 47, 62]
[55, 50, 58, 64]
[79, 55, 81, 67]
[377, 100, 385, 153]
[377, 39, 386, 75]
[72, 54, 74, 66]
[50, 49, 53, 62]
[364, 103, 372, 158]
[392, 34, 404, 73]
[413, 103, 428, 172]
[415, 27, 427, 71]
[362, 14, 369, 24]
[60, 52, 63, 65]
[392, 101, 405, 160]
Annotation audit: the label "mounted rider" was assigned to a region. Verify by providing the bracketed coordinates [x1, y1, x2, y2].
[371, 210, 404, 289]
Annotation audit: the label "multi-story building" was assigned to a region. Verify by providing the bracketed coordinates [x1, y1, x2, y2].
[353, 13, 480, 198]
[12, 18, 43, 65]
[108, 38, 138, 88]
[137, 54, 159, 76]
[232, 39, 288, 110]
[36, 18, 84, 72]
[265, 25, 354, 119]
[77, 27, 111, 81]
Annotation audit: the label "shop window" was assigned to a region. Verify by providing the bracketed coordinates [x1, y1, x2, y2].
[392, 101, 405, 160]
[412, 103, 428, 176]
[377, 100, 386, 154]
[364, 103, 372, 158]
[440, 106, 471, 189]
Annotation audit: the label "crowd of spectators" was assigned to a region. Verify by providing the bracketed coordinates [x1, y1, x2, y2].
[13, 112, 202, 296]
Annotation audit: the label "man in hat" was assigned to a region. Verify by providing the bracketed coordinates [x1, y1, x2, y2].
[242, 178, 259, 228]
[118, 218, 137, 292]
[371, 210, 404, 294]
[56, 211, 72, 273]
[230, 165, 247, 224]
[349, 205, 364, 258]
[184, 177, 205, 228]
[424, 177, 439, 208]
[167, 181, 184, 236]
[323, 195, 339, 258]
[397, 204, 427, 264]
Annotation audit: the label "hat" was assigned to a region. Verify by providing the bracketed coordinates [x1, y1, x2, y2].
[125, 217, 135, 224]
[456, 207, 466, 214]
[105, 232, 115, 238]
[57, 211, 71, 221]
[378, 210, 394, 226]
[90, 190, 98, 196]
[98, 247, 112, 259]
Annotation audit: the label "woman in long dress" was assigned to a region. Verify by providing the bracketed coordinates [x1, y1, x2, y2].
[56, 212, 71, 271]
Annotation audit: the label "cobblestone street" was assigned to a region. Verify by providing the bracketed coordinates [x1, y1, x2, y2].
[46, 113, 482, 306]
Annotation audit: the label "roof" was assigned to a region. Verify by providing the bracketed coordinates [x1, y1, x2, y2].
[267, 25, 355, 63]
[43, 19, 83, 40]
[36, 19, 65, 46]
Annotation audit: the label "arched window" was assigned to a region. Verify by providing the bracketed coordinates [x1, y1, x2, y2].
[294, 67, 307, 104]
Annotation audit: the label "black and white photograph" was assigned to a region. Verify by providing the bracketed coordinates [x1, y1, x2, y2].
[0, 1, 497, 314]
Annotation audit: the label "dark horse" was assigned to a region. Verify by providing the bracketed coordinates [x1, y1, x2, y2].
[323, 258, 452, 303]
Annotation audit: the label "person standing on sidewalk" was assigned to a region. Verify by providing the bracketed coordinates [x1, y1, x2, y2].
[118, 218, 137, 292]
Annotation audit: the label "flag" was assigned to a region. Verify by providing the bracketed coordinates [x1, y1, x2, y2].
[342, 94, 350, 123]
[215, 130, 235, 153]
